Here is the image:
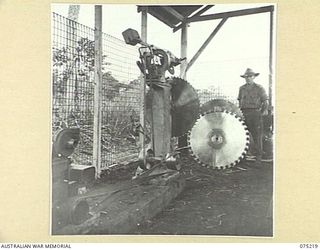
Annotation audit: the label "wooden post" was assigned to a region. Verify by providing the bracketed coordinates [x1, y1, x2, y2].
[180, 23, 188, 79]
[93, 5, 102, 178]
[178, 23, 188, 151]
[268, 9, 274, 107]
[152, 83, 172, 157]
[140, 7, 148, 162]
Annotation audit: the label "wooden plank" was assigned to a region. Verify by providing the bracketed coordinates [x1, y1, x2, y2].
[186, 17, 227, 73]
[152, 86, 172, 157]
[56, 173, 185, 235]
[190, 5, 214, 18]
[140, 7, 148, 165]
[93, 5, 103, 178]
[187, 5, 274, 23]
[268, 10, 274, 106]
[180, 23, 188, 79]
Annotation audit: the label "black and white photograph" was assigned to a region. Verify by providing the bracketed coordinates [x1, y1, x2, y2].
[51, 4, 275, 236]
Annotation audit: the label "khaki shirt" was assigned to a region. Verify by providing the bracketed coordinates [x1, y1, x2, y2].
[238, 83, 268, 109]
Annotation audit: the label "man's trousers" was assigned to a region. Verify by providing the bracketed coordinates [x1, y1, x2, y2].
[242, 109, 263, 158]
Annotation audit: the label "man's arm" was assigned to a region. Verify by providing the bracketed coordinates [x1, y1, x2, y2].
[261, 100, 269, 115]
[259, 86, 269, 115]
[237, 87, 242, 108]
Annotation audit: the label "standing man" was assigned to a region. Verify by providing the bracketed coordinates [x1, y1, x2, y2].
[238, 68, 269, 163]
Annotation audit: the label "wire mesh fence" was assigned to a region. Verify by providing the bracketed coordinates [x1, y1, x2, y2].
[197, 87, 238, 105]
[52, 12, 140, 168]
[52, 13, 95, 165]
[100, 33, 141, 168]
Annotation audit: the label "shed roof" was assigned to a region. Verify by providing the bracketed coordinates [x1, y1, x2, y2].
[137, 5, 213, 30]
[137, 5, 274, 32]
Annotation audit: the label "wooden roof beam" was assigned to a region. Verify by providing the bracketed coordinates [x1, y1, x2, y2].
[188, 5, 274, 23]
[173, 5, 214, 32]
[190, 5, 214, 19]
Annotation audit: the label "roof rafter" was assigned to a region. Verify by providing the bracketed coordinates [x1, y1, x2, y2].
[187, 5, 274, 23]
[173, 5, 214, 32]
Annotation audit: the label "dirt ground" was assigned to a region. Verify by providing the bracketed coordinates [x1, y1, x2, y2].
[130, 156, 273, 236]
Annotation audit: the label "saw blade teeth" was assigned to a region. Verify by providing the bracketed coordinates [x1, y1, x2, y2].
[189, 107, 249, 171]
[200, 99, 243, 120]
[189, 151, 194, 157]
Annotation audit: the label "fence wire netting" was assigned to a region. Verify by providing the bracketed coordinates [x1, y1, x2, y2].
[52, 12, 237, 169]
[52, 12, 140, 168]
[197, 87, 237, 105]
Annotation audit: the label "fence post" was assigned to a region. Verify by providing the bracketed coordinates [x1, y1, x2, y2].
[178, 23, 188, 151]
[140, 7, 148, 162]
[268, 9, 274, 107]
[180, 23, 188, 79]
[93, 5, 103, 178]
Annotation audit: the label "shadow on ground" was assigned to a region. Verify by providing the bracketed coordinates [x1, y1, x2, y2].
[130, 156, 273, 236]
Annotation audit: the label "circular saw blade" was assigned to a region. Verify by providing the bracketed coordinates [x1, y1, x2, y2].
[169, 77, 200, 137]
[53, 128, 80, 157]
[145, 77, 200, 137]
[188, 111, 249, 169]
[200, 99, 243, 118]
